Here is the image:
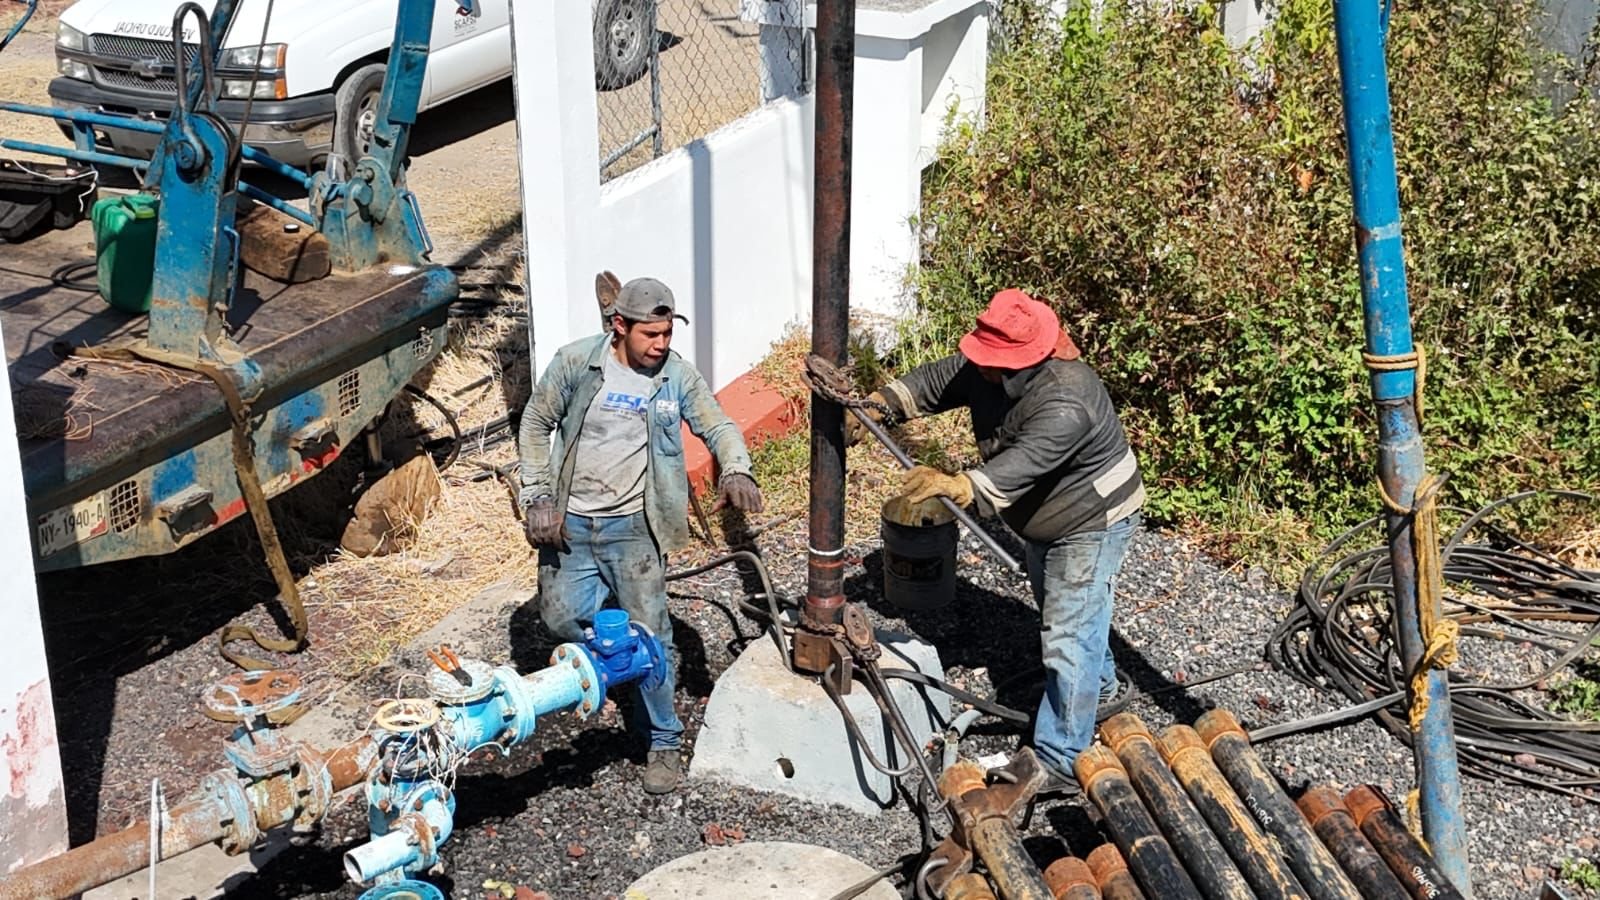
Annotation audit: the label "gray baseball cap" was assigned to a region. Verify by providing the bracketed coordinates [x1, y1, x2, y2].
[612, 277, 688, 324]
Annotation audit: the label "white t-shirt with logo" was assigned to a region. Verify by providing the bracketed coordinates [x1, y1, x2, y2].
[566, 350, 656, 517]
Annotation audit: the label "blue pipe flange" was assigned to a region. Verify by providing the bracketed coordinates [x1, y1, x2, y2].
[546, 645, 605, 720]
[359, 880, 445, 900]
[199, 769, 260, 855]
[345, 779, 455, 883]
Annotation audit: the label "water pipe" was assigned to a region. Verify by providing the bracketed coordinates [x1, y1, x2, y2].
[1329, 0, 1470, 887]
[342, 610, 666, 886]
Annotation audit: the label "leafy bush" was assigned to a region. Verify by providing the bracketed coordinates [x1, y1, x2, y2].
[911, 0, 1600, 539]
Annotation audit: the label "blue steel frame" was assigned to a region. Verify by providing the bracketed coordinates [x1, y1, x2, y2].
[1330, 0, 1471, 891]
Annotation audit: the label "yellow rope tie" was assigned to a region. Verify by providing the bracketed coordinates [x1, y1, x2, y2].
[1362, 345, 1427, 423]
[1376, 472, 1459, 735]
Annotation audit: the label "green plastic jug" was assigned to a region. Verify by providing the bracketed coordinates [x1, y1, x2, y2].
[91, 193, 159, 314]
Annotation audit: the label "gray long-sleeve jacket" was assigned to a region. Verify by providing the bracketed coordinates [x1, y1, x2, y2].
[518, 333, 753, 553]
[881, 353, 1144, 543]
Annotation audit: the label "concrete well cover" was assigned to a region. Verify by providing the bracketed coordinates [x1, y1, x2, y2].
[622, 841, 898, 899]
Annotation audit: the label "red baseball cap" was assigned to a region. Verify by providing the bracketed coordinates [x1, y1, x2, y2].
[958, 289, 1061, 369]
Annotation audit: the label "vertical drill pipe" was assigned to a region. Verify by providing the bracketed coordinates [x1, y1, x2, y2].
[1086, 844, 1147, 900]
[1098, 715, 1254, 900]
[1344, 785, 1467, 900]
[1296, 786, 1409, 899]
[804, 0, 855, 629]
[1158, 726, 1312, 900]
[1194, 711, 1363, 900]
[1074, 746, 1203, 900]
[1043, 856, 1102, 900]
[1330, 0, 1470, 888]
[0, 737, 375, 900]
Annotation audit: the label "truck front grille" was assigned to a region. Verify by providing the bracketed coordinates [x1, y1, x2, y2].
[90, 34, 198, 63]
[87, 34, 198, 96]
[94, 68, 177, 94]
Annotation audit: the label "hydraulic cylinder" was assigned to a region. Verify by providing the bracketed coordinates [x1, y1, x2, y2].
[1296, 786, 1409, 899]
[1344, 785, 1467, 900]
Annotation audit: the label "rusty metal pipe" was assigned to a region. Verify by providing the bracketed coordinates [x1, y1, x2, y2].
[1086, 844, 1147, 900]
[1044, 856, 1101, 900]
[948, 872, 1001, 900]
[1074, 745, 1203, 900]
[1344, 785, 1467, 900]
[0, 736, 375, 900]
[939, 761, 1053, 900]
[1098, 714, 1254, 900]
[1158, 725, 1311, 900]
[1296, 786, 1409, 899]
[803, 0, 855, 632]
[1194, 710, 1363, 900]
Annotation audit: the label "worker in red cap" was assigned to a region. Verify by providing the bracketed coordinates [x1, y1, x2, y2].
[849, 288, 1145, 793]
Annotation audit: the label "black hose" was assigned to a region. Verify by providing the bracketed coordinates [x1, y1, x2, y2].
[665, 549, 792, 672]
[878, 668, 1030, 725]
[1262, 490, 1600, 802]
[403, 385, 461, 471]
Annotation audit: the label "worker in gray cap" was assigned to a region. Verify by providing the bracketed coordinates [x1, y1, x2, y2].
[517, 277, 763, 794]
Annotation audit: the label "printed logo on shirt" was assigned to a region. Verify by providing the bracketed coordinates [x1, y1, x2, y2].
[601, 391, 648, 416]
[654, 399, 679, 417]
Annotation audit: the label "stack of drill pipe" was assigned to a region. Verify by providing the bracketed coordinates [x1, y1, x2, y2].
[947, 872, 1001, 900]
[1157, 725, 1312, 900]
[1194, 710, 1364, 900]
[1098, 713, 1256, 900]
[1085, 845, 1146, 900]
[1074, 744, 1204, 900]
[1296, 786, 1410, 898]
[1344, 785, 1468, 900]
[1043, 856, 1101, 900]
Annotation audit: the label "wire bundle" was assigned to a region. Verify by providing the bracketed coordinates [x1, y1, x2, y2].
[1266, 490, 1600, 802]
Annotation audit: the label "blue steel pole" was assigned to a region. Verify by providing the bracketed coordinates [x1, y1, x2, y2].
[1330, 0, 1471, 892]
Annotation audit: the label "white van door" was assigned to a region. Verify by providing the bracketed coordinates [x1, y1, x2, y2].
[423, 0, 511, 107]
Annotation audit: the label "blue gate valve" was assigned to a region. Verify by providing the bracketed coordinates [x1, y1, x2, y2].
[579, 608, 668, 694]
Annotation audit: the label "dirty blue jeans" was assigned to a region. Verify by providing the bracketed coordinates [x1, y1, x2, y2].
[538, 511, 683, 751]
[1027, 511, 1140, 777]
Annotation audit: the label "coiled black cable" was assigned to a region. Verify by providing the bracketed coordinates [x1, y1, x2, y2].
[1264, 491, 1600, 802]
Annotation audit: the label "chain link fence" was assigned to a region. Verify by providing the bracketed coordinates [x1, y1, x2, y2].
[595, 0, 810, 181]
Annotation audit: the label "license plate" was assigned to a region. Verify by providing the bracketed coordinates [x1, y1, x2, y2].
[36, 494, 109, 558]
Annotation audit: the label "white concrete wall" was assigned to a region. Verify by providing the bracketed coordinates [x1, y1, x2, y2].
[511, 0, 988, 390]
[0, 320, 69, 873]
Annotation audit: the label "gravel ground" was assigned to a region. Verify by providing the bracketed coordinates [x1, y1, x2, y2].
[40, 513, 1598, 899]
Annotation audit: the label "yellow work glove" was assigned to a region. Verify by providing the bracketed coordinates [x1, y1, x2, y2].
[844, 391, 890, 448]
[900, 465, 974, 508]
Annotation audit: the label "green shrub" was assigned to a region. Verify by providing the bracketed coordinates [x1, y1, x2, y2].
[911, 0, 1600, 540]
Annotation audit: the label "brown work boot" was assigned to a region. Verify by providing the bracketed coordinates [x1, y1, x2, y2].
[642, 749, 683, 794]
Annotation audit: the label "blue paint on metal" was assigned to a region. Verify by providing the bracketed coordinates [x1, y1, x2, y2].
[0, 138, 146, 172]
[1331, 0, 1472, 892]
[351, 772, 455, 882]
[580, 609, 668, 693]
[238, 182, 318, 227]
[268, 390, 325, 472]
[152, 451, 200, 504]
[2, 1, 39, 55]
[359, 881, 445, 900]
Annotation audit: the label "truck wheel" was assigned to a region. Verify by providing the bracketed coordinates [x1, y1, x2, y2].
[333, 63, 387, 165]
[594, 0, 655, 89]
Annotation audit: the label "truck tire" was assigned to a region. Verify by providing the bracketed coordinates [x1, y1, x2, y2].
[333, 63, 388, 167]
[594, 0, 654, 89]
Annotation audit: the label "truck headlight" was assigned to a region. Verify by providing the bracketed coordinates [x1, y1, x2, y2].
[220, 43, 287, 70]
[56, 22, 87, 52]
[57, 57, 92, 81]
[223, 79, 287, 100]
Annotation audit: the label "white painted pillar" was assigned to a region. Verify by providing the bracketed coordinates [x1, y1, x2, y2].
[0, 319, 69, 873]
[745, 0, 808, 101]
[848, 32, 924, 320]
[509, 0, 603, 377]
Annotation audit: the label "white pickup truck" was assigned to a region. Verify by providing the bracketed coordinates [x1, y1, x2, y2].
[48, 0, 655, 169]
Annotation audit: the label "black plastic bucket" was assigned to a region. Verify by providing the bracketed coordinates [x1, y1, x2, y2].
[881, 495, 958, 610]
